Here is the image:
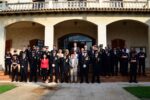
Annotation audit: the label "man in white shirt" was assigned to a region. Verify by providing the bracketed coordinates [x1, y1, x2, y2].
[69, 53, 78, 83]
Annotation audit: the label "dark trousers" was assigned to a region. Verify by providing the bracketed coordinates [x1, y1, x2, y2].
[61, 68, 69, 83]
[5, 63, 11, 75]
[114, 61, 118, 75]
[50, 67, 59, 82]
[120, 62, 128, 75]
[138, 62, 145, 75]
[41, 68, 47, 81]
[20, 67, 28, 82]
[12, 67, 18, 82]
[29, 66, 37, 82]
[130, 63, 137, 82]
[80, 67, 89, 83]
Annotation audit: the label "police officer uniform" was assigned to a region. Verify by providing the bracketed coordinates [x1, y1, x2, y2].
[5, 52, 12, 75]
[29, 49, 38, 82]
[120, 49, 129, 76]
[138, 48, 146, 76]
[129, 52, 138, 83]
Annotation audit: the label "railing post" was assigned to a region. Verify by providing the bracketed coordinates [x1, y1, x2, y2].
[48, 0, 53, 9]
[148, 0, 150, 8]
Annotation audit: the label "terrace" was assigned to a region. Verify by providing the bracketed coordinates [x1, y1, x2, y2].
[0, 0, 149, 14]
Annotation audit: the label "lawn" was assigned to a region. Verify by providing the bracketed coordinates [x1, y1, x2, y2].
[124, 86, 150, 100]
[0, 84, 16, 94]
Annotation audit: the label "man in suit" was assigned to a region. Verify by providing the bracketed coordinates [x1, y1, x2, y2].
[72, 42, 80, 54]
[19, 46, 28, 82]
[138, 48, 146, 76]
[80, 50, 90, 83]
[5, 51, 12, 75]
[69, 53, 78, 83]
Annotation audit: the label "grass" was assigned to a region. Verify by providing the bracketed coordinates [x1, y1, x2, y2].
[124, 86, 150, 99]
[0, 84, 16, 94]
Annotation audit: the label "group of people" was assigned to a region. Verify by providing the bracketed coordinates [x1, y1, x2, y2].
[5, 42, 147, 83]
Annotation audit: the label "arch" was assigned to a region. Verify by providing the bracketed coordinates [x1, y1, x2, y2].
[107, 19, 148, 27]
[5, 21, 45, 28]
[54, 19, 97, 27]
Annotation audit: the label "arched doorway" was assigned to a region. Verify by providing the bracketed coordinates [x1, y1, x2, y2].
[54, 19, 97, 49]
[5, 21, 44, 53]
[58, 34, 95, 50]
[107, 20, 148, 50]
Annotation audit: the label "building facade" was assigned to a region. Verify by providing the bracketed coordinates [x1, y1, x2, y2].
[0, 0, 150, 69]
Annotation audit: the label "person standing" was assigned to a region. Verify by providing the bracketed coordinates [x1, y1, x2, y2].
[129, 51, 138, 83]
[50, 50, 59, 83]
[57, 49, 64, 82]
[5, 51, 12, 75]
[138, 48, 146, 76]
[120, 48, 129, 76]
[19, 47, 28, 82]
[92, 50, 101, 83]
[40, 54, 49, 83]
[62, 49, 70, 83]
[69, 53, 78, 83]
[11, 55, 19, 82]
[29, 47, 38, 82]
[80, 51, 90, 83]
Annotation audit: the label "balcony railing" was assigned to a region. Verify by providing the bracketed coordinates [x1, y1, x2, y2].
[0, 1, 149, 11]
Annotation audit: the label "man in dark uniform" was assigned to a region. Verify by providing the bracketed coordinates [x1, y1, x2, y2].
[29, 46, 38, 82]
[138, 48, 146, 76]
[50, 50, 59, 83]
[80, 50, 90, 83]
[19, 46, 28, 82]
[112, 48, 120, 76]
[92, 50, 101, 83]
[129, 50, 138, 83]
[5, 51, 12, 75]
[36, 46, 42, 76]
[120, 48, 129, 76]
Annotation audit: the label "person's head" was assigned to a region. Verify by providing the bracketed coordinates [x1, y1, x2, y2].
[53, 45, 57, 50]
[53, 50, 57, 56]
[81, 48, 84, 52]
[42, 47, 46, 51]
[84, 45, 88, 50]
[43, 54, 47, 59]
[6, 51, 10, 54]
[46, 46, 49, 51]
[14, 50, 17, 54]
[73, 42, 77, 47]
[99, 44, 103, 49]
[92, 45, 95, 50]
[36, 46, 39, 51]
[58, 49, 62, 53]
[140, 48, 143, 52]
[22, 46, 26, 52]
[13, 55, 17, 60]
[64, 49, 69, 55]
[33, 45, 36, 50]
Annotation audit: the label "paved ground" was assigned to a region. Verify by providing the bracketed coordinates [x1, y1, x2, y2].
[0, 81, 150, 100]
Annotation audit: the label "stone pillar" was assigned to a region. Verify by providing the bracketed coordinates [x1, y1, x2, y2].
[98, 24, 107, 48]
[45, 25, 54, 51]
[0, 26, 5, 70]
[147, 25, 150, 68]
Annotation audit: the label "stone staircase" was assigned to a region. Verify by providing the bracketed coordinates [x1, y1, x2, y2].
[0, 71, 11, 81]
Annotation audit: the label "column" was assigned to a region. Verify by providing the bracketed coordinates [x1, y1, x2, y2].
[0, 25, 5, 70]
[98, 24, 107, 48]
[45, 25, 54, 51]
[147, 25, 150, 68]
